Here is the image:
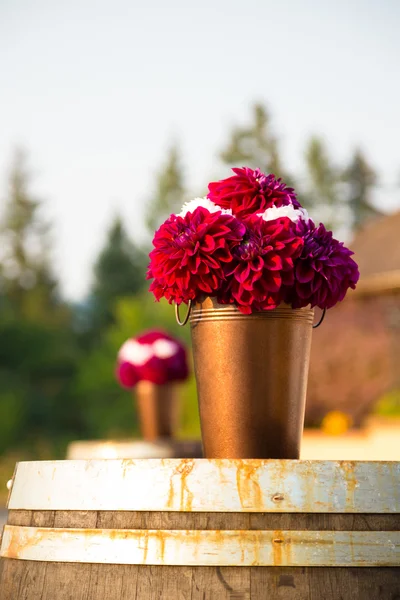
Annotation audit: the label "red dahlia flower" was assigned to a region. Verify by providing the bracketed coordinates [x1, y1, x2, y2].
[148, 207, 245, 305]
[219, 216, 303, 314]
[147, 168, 359, 313]
[207, 167, 300, 218]
[284, 221, 360, 309]
[117, 361, 140, 388]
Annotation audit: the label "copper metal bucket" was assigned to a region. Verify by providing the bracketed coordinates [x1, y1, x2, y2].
[189, 297, 314, 459]
[135, 381, 179, 441]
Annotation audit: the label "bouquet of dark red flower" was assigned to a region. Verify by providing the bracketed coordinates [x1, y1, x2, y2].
[148, 168, 359, 314]
[116, 329, 189, 388]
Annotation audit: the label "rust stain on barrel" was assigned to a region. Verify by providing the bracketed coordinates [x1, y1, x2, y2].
[236, 462, 263, 510]
[272, 530, 283, 565]
[251, 530, 262, 565]
[142, 532, 149, 562]
[176, 459, 195, 511]
[167, 477, 175, 510]
[2, 528, 21, 559]
[166, 459, 195, 511]
[271, 530, 292, 566]
[301, 462, 317, 510]
[121, 459, 136, 479]
[190, 528, 203, 560]
[3, 527, 47, 560]
[152, 530, 166, 562]
[339, 461, 358, 507]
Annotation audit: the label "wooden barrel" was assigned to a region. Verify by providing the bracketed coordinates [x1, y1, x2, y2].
[66, 439, 203, 459]
[1, 459, 399, 599]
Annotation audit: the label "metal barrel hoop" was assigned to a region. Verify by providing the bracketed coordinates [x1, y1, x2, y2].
[175, 300, 192, 326]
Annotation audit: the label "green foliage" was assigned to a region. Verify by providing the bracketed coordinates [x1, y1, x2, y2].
[110, 295, 199, 437]
[74, 337, 138, 439]
[110, 293, 192, 347]
[303, 142, 381, 233]
[343, 149, 381, 230]
[0, 377, 27, 454]
[89, 215, 147, 332]
[303, 136, 343, 230]
[0, 318, 82, 446]
[220, 103, 287, 180]
[75, 293, 200, 440]
[0, 150, 81, 455]
[1, 148, 58, 321]
[145, 145, 185, 234]
[374, 389, 400, 416]
[111, 295, 200, 438]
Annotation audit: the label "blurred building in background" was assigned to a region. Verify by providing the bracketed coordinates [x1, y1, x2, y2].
[306, 211, 400, 426]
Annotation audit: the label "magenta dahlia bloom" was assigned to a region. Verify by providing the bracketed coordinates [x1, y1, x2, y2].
[219, 216, 303, 314]
[284, 220, 360, 309]
[116, 329, 189, 388]
[207, 167, 300, 218]
[147, 167, 359, 314]
[117, 361, 140, 388]
[148, 207, 245, 305]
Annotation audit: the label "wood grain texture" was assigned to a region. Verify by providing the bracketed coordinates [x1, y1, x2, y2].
[250, 567, 311, 600]
[7, 509, 399, 530]
[191, 566, 251, 600]
[0, 509, 55, 599]
[136, 565, 193, 600]
[2, 562, 399, 600]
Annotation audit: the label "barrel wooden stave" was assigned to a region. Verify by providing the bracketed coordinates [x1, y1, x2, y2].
[2, 560, 400, 600]
[6, 509, 400, 531]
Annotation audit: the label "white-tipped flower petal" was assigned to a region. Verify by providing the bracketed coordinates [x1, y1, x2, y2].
[178, 197, 232, 218]
[152, 339, 179, 359]
[118, 340, 153, 366]
[258, 204, 308, 223]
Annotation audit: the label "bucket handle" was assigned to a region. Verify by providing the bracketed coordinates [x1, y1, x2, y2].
[175, 300, 192, 326]
[313, 308, 326, 329]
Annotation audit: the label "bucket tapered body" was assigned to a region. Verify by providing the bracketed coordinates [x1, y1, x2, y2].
[190, 297, 314, 458]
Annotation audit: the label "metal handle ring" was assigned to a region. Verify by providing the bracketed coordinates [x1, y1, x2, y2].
[175, 300, 192, 326]
[313, 307, 326, 329]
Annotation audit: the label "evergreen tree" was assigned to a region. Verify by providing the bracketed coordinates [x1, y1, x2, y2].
[146, 145, 185, 234]
[90, 216, 146, 331]
[304, 137, 342, 231]
[219, 103, 286, 179]
[0, 148, 57, 320]
[0, 150, 82, 452]
[343, 149, 380, 230]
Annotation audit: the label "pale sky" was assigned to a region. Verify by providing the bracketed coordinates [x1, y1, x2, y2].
[1, 0, 399, 300]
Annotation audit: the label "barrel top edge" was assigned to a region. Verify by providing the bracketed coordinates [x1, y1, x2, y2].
[14, 458, 400, 467]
